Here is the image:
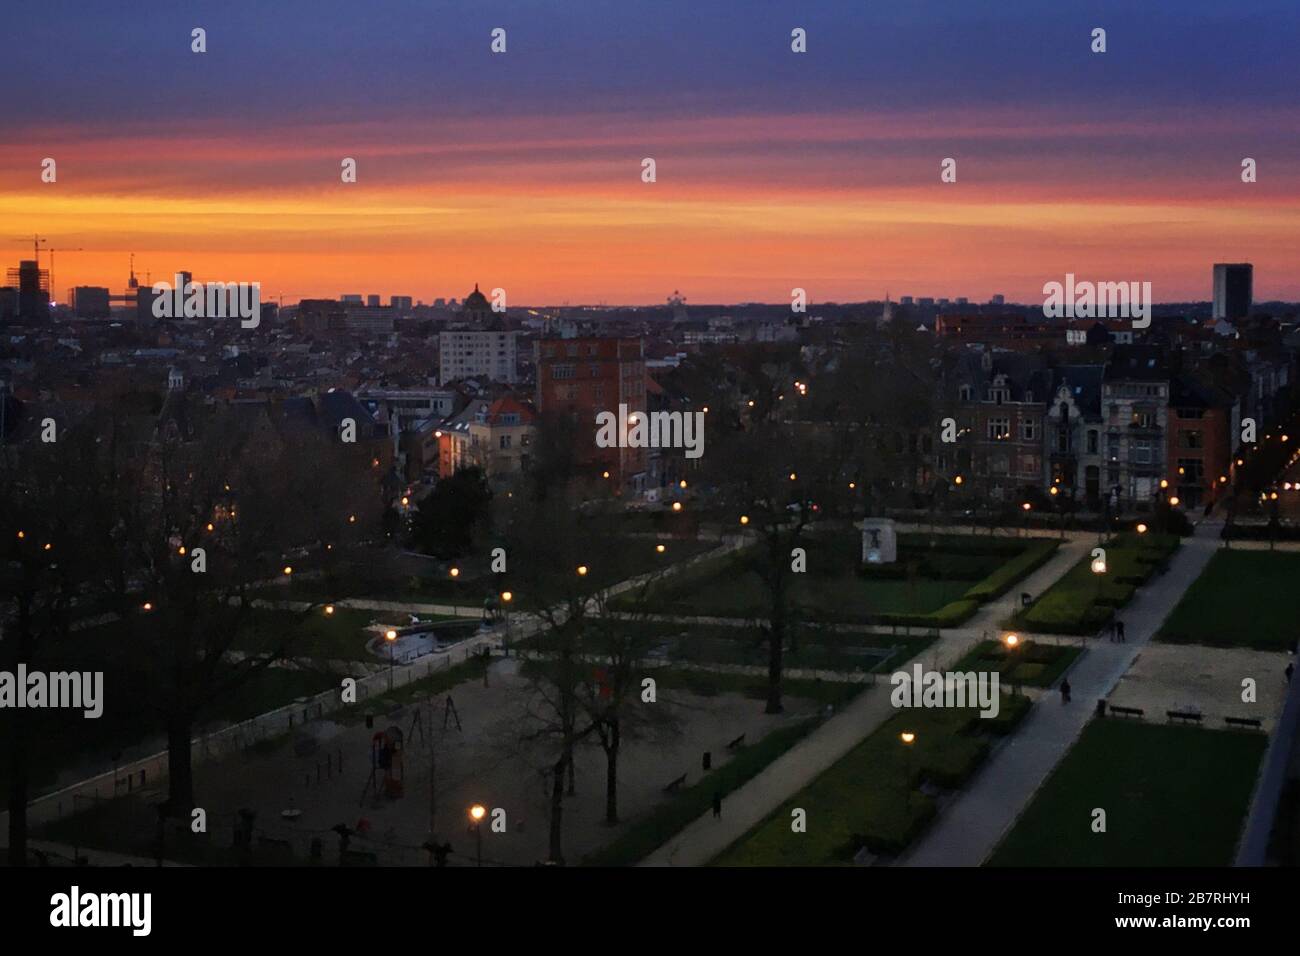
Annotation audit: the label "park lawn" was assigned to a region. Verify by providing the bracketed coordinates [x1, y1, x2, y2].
[652, 626, 938, 675]
[988, 719, 1267, 867]
[637, 532, 1048, 627]
[584, 718, 822, 866]
[647, 667, 866, 709]
[1157, 550, 1300, 651]
[713, 696, 1031, 865]
[1011, 533, 1180, 635]
[949, 639, 1082, 688]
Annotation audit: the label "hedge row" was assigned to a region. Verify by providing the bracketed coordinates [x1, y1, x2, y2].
[962, 539, 1060, 602]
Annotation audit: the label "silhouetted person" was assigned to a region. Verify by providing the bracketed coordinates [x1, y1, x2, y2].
[1117, 619, 1126, 642]
[1286, 662, 1294, 683]
[712, 792, 722, 819]
[1060, 678, 1072, 704]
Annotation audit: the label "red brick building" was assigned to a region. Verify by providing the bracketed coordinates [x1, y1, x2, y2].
[535, 336, 647, 493]
[1167, 373, 1237, 510]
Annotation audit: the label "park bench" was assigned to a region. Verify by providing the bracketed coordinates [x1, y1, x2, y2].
[726, 733, 746, 751]
[663, 773, 688, 793]
[1225, 716, 1263, 730]
[1107, 705, 1144, 719]
[1166, 710, 1202, 725]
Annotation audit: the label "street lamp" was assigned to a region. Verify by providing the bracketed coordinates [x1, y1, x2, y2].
[500, 591, 513, 656]
[385, 629, 398, 691]
[469, 804, 486, 867]
[899, 732, 916, 813]
[577, 565, 588, 577]
[1004, 633, 1022, 694]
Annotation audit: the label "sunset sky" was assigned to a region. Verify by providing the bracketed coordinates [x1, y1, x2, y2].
[5, 0, 1300, 305]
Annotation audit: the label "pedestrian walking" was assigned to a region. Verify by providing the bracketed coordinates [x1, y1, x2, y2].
[1286, 662, 1294, 683]
[1117, 619, 1126, 642]
[712, 792, 722, 819]
[1060, 678, 1072, 704]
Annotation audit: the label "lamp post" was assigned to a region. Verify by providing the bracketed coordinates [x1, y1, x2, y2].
[1004, 633, 1022, 695]
[1090, 552, 1107, 640]
[469, 803, 486, 867]
[500, 591, 513, 657]
[385, 629, 398, 691]
[899, 732, 916, 813]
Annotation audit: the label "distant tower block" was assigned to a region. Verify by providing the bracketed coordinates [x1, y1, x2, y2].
[861, 518, 897, 564]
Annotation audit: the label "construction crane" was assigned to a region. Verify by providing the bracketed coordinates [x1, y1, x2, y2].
[45, 246, 85, 305]
[11, 237, 88, 305]
[13, 234, 47, 264]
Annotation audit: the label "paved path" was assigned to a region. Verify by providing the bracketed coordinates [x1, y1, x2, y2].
[638, 535, 1091, 866]
[897, 520, 1222, 867]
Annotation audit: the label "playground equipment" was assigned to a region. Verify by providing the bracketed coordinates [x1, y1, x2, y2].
[360, 726, 404, 803]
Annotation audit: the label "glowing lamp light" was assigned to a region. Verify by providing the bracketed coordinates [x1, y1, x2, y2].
[739, 515, 750, 525]
[1004, 633, 1020, 648]
[900, 732, 916, 745]
[655, 544, 666, 553]
[385, 629, 397, 641]
[1021, 502, 1031, 512]
[1049, 486, 1058, 496]
[789, 472, 798, 481]
[142, 602, 153, 612]
[602, 470, 610, 479]
[324, 605, 335, 615]
[1136, 523, 1148, 534]
[1159, 479, 1169, 489]
[679, 479, 688, 489]
[449, 567, 460, 578]
[1091, 557, 1107, 574]
[1169, 496, 1180, 507]
[501, 591, 513, 603]
[283, 565, 293, 576]
[469, 804, 486, 823]
[672, 501, 683, 512]
[577, 565, 589, 576]
[954, 476, 963, 485]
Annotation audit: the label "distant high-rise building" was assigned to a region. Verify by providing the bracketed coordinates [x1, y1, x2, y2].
[955, 297, 968, 306]
[990, 294, 1006, 306]
[1212, 263, 1252, 320]
[439, 329, 519, 383]
[6, 260, 50, 319]
[366, 294, 381, 307]
[899, 296, 914, 306]
[535, 336, 647, 493]
[341, 294, 363, 304]
[70, 286, 111, 318]
[391, 295, 413, 311]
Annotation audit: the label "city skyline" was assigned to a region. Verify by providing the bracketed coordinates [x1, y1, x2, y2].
[4, 0, 1300, 304]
